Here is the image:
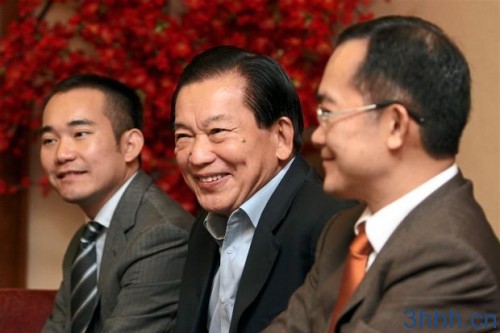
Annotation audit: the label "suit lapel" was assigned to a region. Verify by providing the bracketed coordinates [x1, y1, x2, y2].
[64, 224, 85, 285]
[336, 173, 467, 327]
[62, 225, 86, 327]
[231, 221, 280, 330]
[230, 157, 310, 330]
[99, 171, 151, 272]
[325, 206, 365, 331]
[189, 217, 220, 333]
[96, 171, 152, 316]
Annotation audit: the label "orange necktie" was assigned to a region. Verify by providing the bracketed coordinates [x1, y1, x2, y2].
[329, 223, 372, 331]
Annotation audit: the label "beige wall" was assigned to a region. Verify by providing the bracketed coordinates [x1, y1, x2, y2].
[26, 0, 500, 289]
[27, 147, 84, 288]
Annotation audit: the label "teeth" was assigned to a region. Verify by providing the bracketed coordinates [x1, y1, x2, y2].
[58, 171, 84, 178]
[199, 174, 224, 183]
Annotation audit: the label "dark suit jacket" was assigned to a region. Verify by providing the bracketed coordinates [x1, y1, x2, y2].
[174, 155, 354, 333]
[264, 172, 500, 333]
[42, 171, 194, 333]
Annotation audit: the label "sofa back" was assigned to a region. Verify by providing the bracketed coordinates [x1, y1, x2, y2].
[0, 288, 56, 333]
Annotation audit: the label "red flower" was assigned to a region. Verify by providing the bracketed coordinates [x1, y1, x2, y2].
[0, 0, 374, 213]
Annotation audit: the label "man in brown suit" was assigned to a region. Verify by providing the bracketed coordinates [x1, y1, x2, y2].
[264, 16, 500, 333]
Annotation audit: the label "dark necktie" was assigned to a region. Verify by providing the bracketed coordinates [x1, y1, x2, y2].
[71, 221, 105, 333]
[329, 223, 372, 331]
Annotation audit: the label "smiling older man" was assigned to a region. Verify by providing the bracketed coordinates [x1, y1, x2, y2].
[171, 46, 353, 333]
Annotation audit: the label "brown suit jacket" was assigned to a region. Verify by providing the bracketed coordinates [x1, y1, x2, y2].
[264, 172, 500, 333]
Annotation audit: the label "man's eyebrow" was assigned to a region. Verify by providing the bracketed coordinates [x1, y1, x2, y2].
[38, 125, 53, 136]
[173, 122, 189, 131]
[38, 118, 96, 136]
[315, 92, 337, 105]
[200, 114, 230, 127]
[68, 119, 96, 127]
[174, 114, 231, 131]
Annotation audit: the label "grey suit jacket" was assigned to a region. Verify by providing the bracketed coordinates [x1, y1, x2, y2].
[174, 155, 355, 333]
[264, 172, 500, 333]
[42, 170, 194, 333]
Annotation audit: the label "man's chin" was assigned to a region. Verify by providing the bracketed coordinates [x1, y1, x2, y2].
[199, 200, 232, 217]
[322, 183, 347, 198]
[57, 191, 87, 205]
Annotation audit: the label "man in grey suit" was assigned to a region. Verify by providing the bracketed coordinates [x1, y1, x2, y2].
[40, 74, 193, 332]
[265, 16, 500, 333]
[171, 46, 353, 333]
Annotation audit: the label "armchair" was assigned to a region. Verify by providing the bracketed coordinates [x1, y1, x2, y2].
[0, 288, 56, 333]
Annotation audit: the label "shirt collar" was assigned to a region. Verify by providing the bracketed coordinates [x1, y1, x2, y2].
[204, 157, 294, 241]
[355, 164, 458, 253]
[92, 171, 138, 228]
[240, 157, 294, 228]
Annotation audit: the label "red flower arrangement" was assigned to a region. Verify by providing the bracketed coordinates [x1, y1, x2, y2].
[0, 0, 374, 213]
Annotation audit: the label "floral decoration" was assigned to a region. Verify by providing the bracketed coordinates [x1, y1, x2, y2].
[0, 0, 375, 212]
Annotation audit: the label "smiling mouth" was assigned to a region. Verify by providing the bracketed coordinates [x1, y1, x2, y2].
[321, 154, 336, 162]
[57, 171, 86, 179]
[197, 174, 228, 183]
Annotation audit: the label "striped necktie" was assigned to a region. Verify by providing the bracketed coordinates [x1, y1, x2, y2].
[71, 221, 105, 333]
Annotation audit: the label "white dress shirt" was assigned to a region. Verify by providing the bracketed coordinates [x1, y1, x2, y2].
[354, 164, 458, 270]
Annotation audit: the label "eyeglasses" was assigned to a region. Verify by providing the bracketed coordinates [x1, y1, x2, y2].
[316, 100, 425, 126]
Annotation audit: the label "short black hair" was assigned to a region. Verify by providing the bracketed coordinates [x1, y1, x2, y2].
[337, 15, 471, 157]
[42, 73, 143, 142]
[170, 45, 304, 152]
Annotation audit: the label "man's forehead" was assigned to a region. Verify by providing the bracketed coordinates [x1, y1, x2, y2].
[317, 39, 368, 97]
[330, 39, 368, 73]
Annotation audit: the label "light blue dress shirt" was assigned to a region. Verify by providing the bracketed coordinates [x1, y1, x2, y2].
[205, 158, 294, 333]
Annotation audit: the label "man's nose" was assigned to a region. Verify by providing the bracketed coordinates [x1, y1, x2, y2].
[311, 124, 326, 148]
[55, 138, 77, 163]
[188, 135, 216, 166]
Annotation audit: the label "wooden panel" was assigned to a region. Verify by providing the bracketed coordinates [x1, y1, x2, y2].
[0, 151, 28, 287]
[0, 0, 26, 287]
[0, 0, 18, 36]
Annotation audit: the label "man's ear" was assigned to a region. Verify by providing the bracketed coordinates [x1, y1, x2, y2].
[386, 104, 412, 150]
[120, 129, 144, 163]
[274, 116, 295, 161]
